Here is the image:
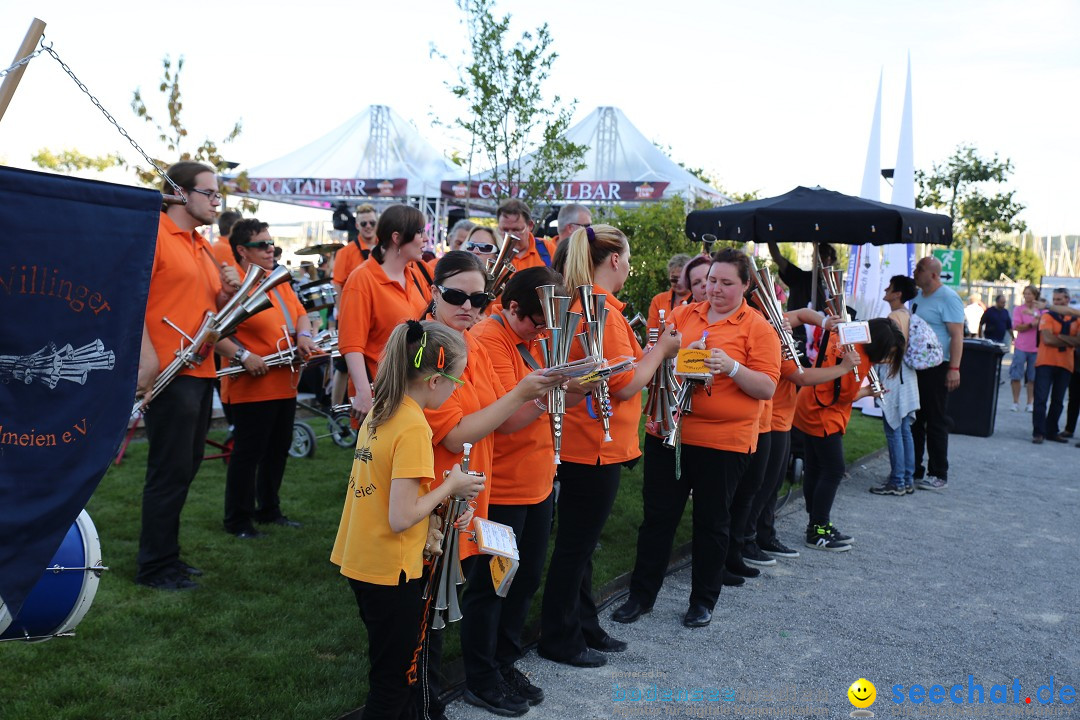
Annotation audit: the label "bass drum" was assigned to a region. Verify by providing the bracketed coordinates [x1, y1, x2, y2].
[0, 510, 104, 642]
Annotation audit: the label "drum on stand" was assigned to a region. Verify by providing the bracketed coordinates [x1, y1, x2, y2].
[0, 509, 106, 642]
[296, 280, 337, 313]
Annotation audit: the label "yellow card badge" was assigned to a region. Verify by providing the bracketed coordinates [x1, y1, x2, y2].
[675, 348, 710, 375]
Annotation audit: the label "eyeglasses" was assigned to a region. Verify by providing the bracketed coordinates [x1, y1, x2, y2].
[669, 276, 681, 284]
[358, 220, 377, 228]
[465, 241, 498, 254]
[188, 188, 223, 201]
[571, 222, 592, 229]
[437, 285, 491, 310]
[241, 241, 274, 250]
[425, 370, 465, 387]
[528, 315, 547, 329]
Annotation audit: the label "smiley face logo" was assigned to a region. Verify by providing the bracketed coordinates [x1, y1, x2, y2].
[848, 678, 876, 709]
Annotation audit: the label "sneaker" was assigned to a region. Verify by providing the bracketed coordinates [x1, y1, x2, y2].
[759, 538, 800, 558]
[869, 482, 906, 496]
[826, 522, 854, 545]
[136, 570, 199, 591]
[915, 476, 948, 491]
[742, 542, 778, 567]
[502, 666, 543, 706]
[906, 485, 915, 495]
[1026, 403, 1034, 412]
[804, 525, 851, 552]
[1011, 403, 1019, 412]
[463, 682, 529, 717]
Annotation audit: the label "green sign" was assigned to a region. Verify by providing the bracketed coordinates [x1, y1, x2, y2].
[933, 248, 963, 287]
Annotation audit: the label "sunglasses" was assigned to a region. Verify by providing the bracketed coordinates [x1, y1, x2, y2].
[241, 240, 275, 250]
[437, 284, 491, 310]
[465, 241, 498, 254]
[188, 188, 223, 201]
[358, 220, 377, 228]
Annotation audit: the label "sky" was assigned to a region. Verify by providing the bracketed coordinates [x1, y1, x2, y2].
[1, 0, 1077, 234]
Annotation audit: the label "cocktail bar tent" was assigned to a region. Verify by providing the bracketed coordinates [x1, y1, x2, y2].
[441, 106, 731, 206]
[229, 104, 458, 214]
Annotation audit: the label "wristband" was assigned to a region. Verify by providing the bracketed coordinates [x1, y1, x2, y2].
[534, 398, 547, 412]
[297, 330, 313, 339]
[949, 366, 960, 371]
[234, 348, 249, 364]
[728, 361, 740, 378]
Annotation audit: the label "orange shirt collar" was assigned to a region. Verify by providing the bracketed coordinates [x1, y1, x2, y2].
[159, 211, 208, 245]
[692, 297, 749, 326]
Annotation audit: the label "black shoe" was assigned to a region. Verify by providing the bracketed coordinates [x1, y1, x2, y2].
[536, 645, 606, 668]
[722, 570, 745, 587]
[174, 560, 203, 577]
[726, 560, 760, 578]
[1046, 434, 1068, 444]
[1033, 435, 1045, 444]
[234, 529, 266, 539]
[258, 516, 303, 528]
[611, 597, 652, 624]
[1060, 431, 1074, 439]
[826, 522, 854, 545]
[683, 603, 712, 628]
[501, 666, 544, 706]
[759, 538, 800, 558]
[136, 570, 198, 591]
[463, 682, 529, 717]
[586, 633, 628, 653]
[742, 542, 778, 567]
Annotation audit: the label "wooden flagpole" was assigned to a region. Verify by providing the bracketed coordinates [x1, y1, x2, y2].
[0, 18, 47, 124]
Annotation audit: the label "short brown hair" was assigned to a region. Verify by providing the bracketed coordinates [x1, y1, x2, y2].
[496, 198, 532, 221]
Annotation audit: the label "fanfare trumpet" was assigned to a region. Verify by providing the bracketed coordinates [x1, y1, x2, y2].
[423, 443, 478, 630]
[820, 266, 884, 397]
[749, 261, 803, 372]
[132, 265, 292, 417]
[536, 284, 586, 464]
[215, 327, 337, 378]
[483, 233, 519, 301]
[576, 285, 614, 443]
[643, 310, 679, 437]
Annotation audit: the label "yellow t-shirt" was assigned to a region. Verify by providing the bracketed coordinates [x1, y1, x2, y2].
[330, 395, 435, 585]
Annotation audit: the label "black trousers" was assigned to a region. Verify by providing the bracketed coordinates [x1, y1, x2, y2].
[224, 397, 296, 533]
[348, 574, 425, 720]
[627, 436, 749, 611]
[1064, 368, 1080, 434]
[802, 432, 845, 527]
[729, 431, 772, 561]
[912, 362, 950, 481]
[750, 430, 790, 545]
[461, 492, 554, 693]
[137, 375, 213, 582]
[539, 461, 620, 659]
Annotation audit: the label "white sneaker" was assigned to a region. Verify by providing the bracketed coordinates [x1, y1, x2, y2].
[1026, 403, 1034, 413]
[1011, 403, 1019, 412]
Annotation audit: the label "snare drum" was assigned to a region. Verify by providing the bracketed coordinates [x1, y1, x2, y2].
[297, 280, 337, 312]
[0, 510, 104, 642]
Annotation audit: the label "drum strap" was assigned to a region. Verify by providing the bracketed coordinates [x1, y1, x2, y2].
[271, 288, 296, 335]
[493, 313, 541, 371]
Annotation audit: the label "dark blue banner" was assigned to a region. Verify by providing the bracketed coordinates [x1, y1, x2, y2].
[0, 166, 158, 617]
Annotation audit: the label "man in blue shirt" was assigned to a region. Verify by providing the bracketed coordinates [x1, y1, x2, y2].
[911, 256, 965, 491]
[979, 294, 1013, 344]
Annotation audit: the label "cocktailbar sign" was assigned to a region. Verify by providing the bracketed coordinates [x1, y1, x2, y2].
[441, 180, 670, 202]
[239, 177, 408, 198]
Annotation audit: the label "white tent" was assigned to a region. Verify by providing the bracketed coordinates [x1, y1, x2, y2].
[233, 105, 458, 207]
[442, 106, 729, 205]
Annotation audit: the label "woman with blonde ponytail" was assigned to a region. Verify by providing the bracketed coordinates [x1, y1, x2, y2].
[537, 225, 681, 668]
[331, 320, 484, 720]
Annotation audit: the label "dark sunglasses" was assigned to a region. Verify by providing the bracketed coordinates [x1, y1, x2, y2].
[465, 241, 498, 254]
[241, 240, 274, 250]
[358, 220, 377, 228]
[437, 284, 491, 309]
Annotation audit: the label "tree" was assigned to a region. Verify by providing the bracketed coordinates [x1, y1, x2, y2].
[32, 148, 122, 173]
[916, 144, 1026, 291]
[440, 0, 587, 215]
[970, 239, 1044, 283]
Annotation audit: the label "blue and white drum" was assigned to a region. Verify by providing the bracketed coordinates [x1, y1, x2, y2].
[0, 510, 104, 642]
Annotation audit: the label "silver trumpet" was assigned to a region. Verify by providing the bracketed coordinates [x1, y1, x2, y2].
[217, 328, 339, 378]
[536, 284, 581, 464]
[132, 265, 292, 417]
[662, 376, 703, 450]
[576, 285, 614, 443]
[643, 310, 679, 437]
[424, 443, 478, 630]
[701, 233, 718, 257]
[483, 233, 520, 301]
[821, 266, 884, 396]
[749, 261, 803, 372]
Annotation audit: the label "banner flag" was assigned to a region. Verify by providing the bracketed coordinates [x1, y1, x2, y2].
[0, 166, 158, 617]
[888, 53, 917, 278]
[848, 69, 889, 323]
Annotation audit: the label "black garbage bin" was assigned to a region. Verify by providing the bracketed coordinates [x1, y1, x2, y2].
[946, 338, 1006, 437]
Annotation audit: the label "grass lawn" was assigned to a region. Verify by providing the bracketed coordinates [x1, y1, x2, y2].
[5, 411, 885, 719]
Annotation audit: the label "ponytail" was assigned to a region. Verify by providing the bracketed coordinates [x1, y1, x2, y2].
[867, 316, 905, 378]
[367, 320, 466, 434]
[371, 204, 426, 265]
[558, 224, 627, 292]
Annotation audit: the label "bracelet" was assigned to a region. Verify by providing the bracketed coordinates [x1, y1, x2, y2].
[728, 361, 740, 378]
[234, 348, 249, 364]
[534, 398, 547, 412]
[949, 366, 960, 371]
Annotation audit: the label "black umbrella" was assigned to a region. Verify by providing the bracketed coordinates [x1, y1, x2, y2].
[684, 185, 952, 246]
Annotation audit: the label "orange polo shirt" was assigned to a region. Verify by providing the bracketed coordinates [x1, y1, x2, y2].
[471, 313, 555, 505]
[332, 242, 366, 287]
[210, 238, 238, 270]
[647, 289, 689, 330]
[337, 257, 433, 378]
[770, 358, 801, 432]
[793, 334, 871, 437]
[425, 331, 504, 560]
[1036, 313, 1078, 371]
[669, 300, 782, 454]
[145, 213, 223, 379]
[560, 288, 644, 465]
[511, 233, 557, 271]
[330, 396, 434, 585]
[219, 283, 307, 404]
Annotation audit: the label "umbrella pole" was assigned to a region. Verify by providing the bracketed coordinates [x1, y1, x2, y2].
[811, 247, 819, 310]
